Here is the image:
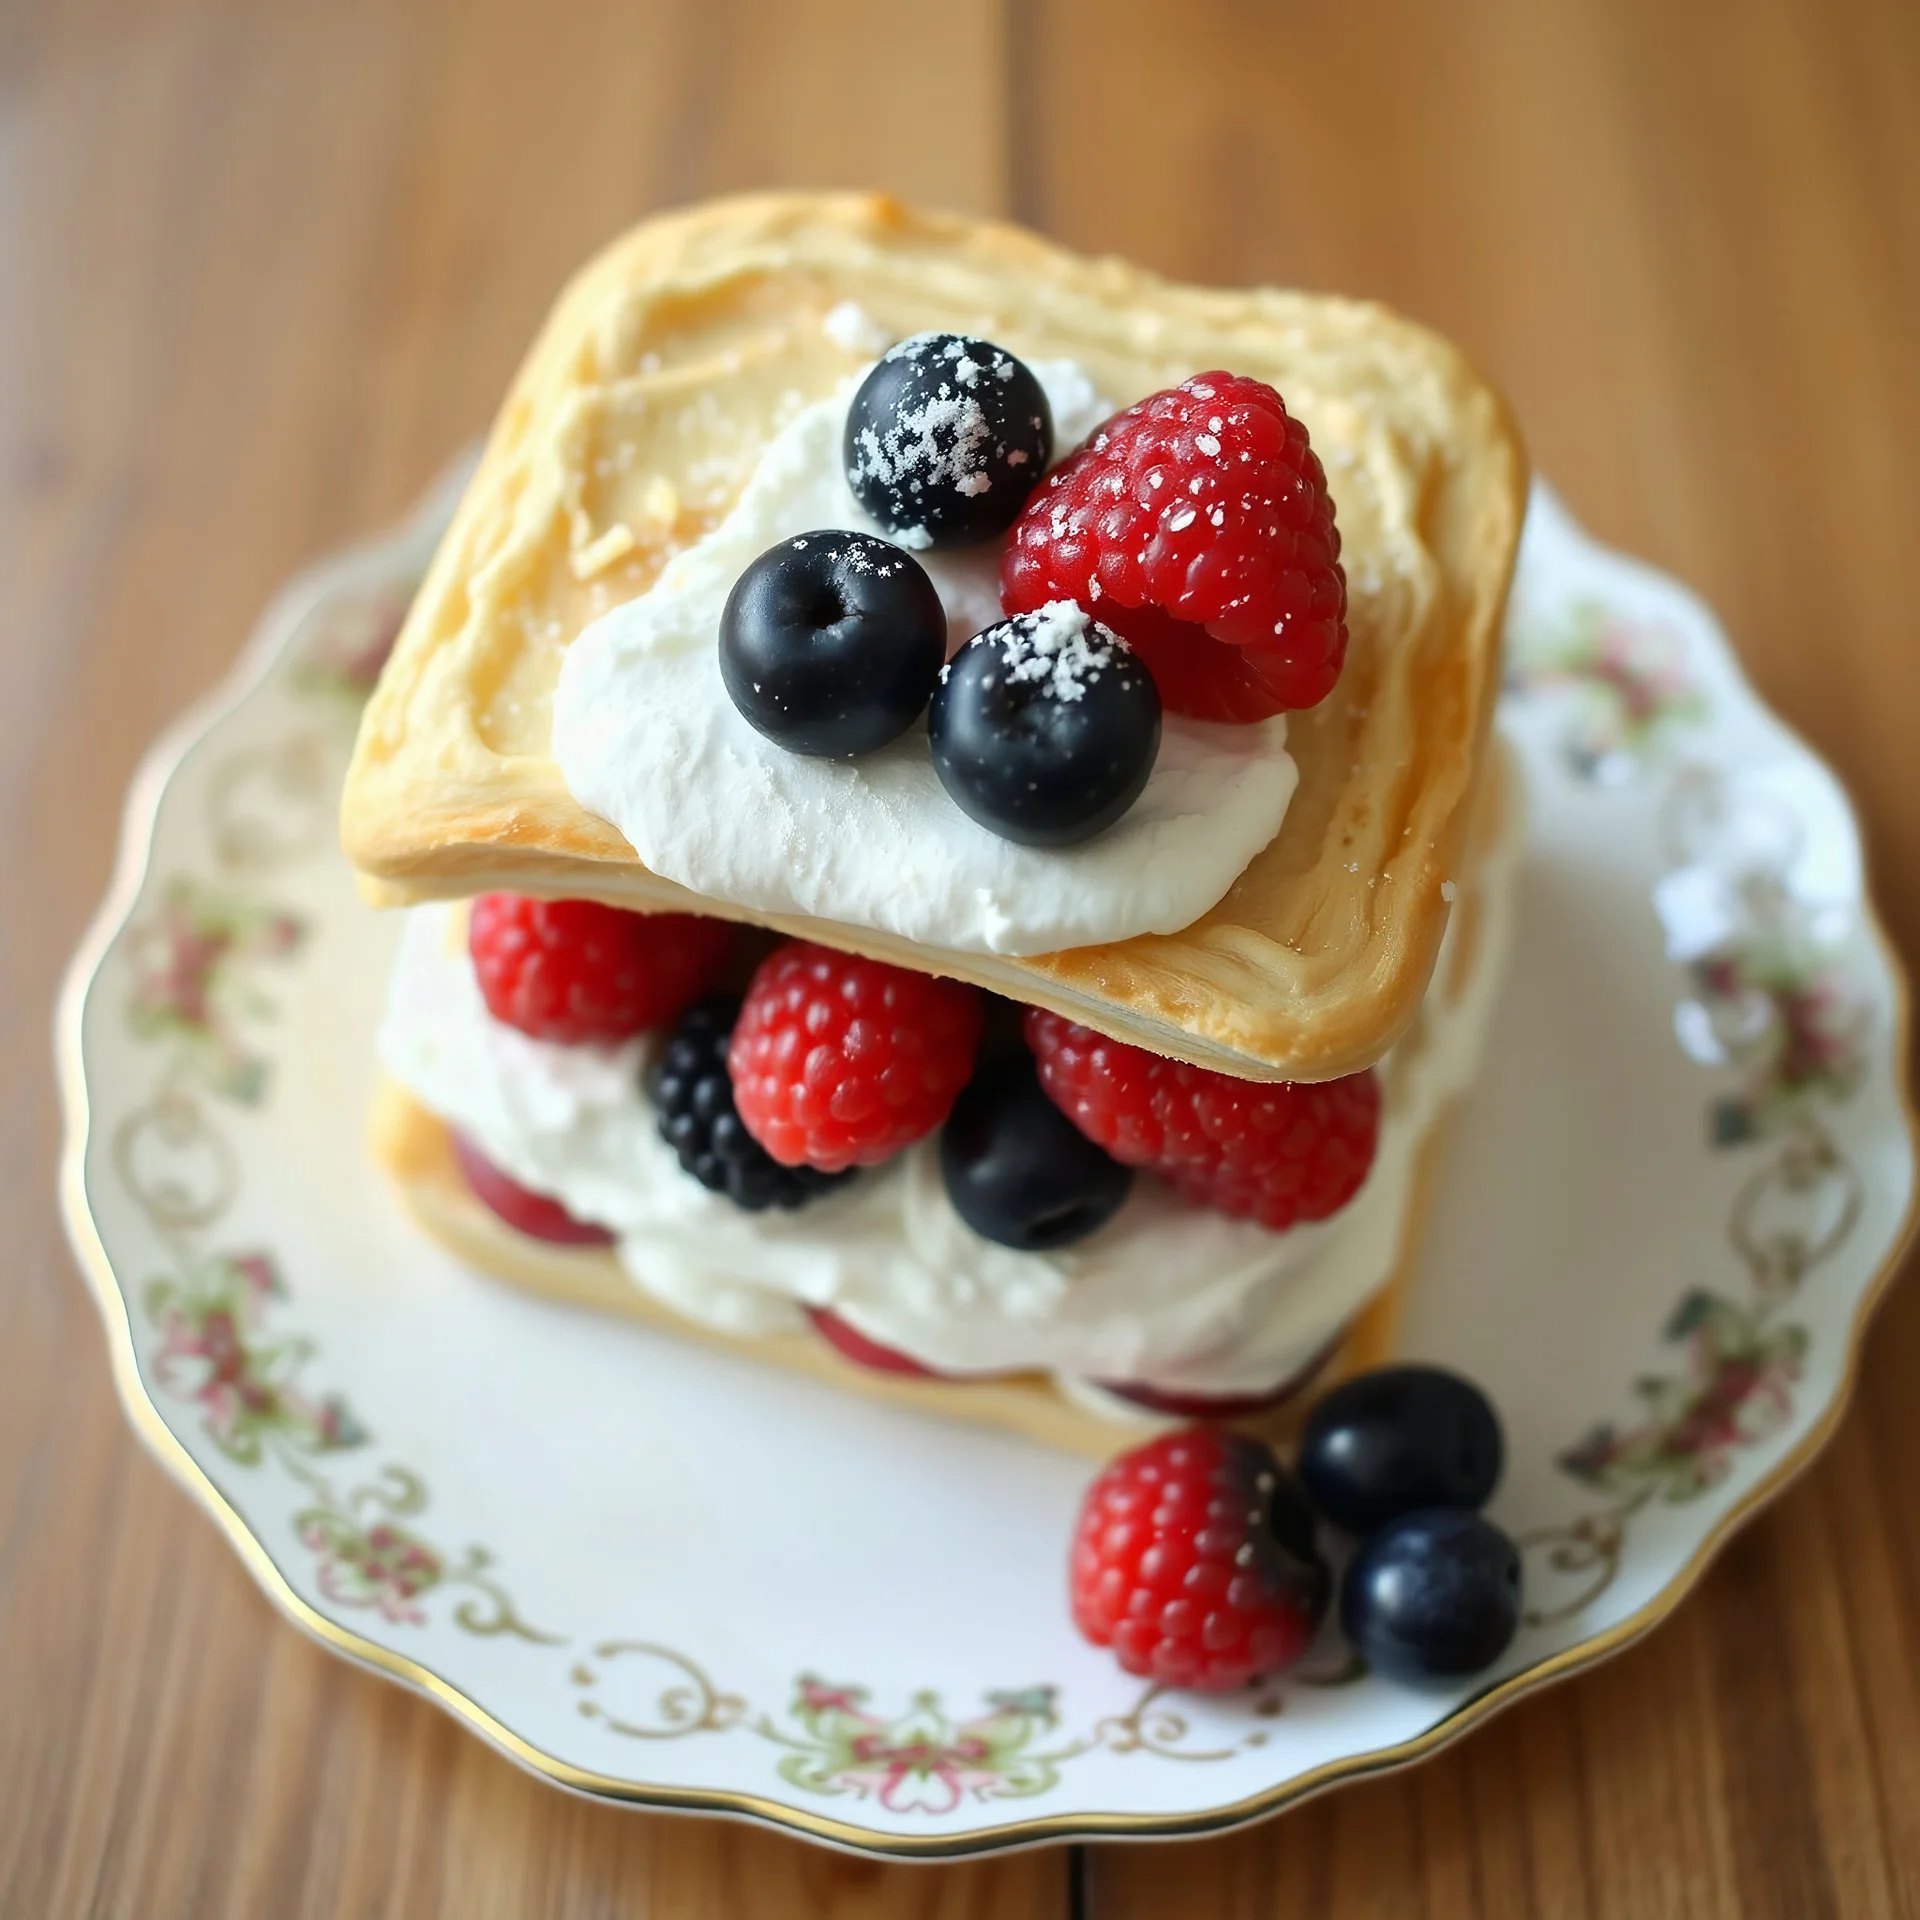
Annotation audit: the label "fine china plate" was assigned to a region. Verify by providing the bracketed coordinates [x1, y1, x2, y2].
[58, 470, 1916, 1857]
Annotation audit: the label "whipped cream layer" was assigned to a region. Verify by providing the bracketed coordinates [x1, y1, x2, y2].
[550, 356, 1299, 957]
[379, 772, 1516, 1401]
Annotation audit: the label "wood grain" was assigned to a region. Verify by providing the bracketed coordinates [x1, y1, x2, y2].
[1, 0, 1915, 1913]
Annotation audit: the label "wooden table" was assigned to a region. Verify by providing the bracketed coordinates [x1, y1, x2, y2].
[4, 0, 1916, 1912]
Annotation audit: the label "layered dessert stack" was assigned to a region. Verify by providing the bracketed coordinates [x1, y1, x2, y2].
[342, 194, 1528, 1456]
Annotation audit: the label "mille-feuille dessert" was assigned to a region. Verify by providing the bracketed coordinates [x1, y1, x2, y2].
[344, 193, 1528, 1457]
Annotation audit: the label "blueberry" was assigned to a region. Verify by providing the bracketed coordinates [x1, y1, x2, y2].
[940, 1051, 1132, 1250]
[929, 607, 1161, 847]
[1298, 1365, 1504, 1534]
[719, 530, 945, 757]
[649, 997, 855, 1211]
[844, 333, 1052, 546]
[1340, 1508, 1522, 1683]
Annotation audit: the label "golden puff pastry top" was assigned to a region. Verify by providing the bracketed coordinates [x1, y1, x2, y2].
[342, 192, 1528, 1082]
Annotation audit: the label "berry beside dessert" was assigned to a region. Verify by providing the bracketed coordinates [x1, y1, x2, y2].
[1070, 1428, 1330, 1692]
[1071, 1366, 1520, 1694]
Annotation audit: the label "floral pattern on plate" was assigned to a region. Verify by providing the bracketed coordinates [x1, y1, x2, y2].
[1508, 598, 1707, 782]
[126, 881, 305, 1103]
[146, 1246, 365, 1463]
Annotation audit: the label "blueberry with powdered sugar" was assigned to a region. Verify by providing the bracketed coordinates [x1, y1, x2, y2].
[719, 529, 946, 756]
[929, 603, 1161, 847]
[844, 333, 1052, 547]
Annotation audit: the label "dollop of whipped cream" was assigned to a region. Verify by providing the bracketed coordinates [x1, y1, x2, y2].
[379, 784, 1518, 1398]
[549, 355, 1298, 957]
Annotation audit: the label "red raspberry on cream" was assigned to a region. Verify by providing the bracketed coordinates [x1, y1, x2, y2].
[1025, 1007, 1381, 1231]
[1001, 372, 1348, 722]
[729, 942, 983, 1173]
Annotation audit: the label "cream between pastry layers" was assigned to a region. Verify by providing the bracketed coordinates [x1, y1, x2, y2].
[379, 745, 1517, 1411]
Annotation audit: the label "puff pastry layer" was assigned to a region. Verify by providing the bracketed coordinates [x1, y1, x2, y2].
[342, 193, 1526, 1080]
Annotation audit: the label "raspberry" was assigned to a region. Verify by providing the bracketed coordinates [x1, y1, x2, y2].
[451, 1132, 614, 1247]
[1001, 373, 1347, 722]
[806, 1307, 945, 1378]
[728, 943, 983, 1172]
[468, 895, 733, 1045]
[1024, 1008, 1381, 1230]
[1070, 1428, 1328, 1691]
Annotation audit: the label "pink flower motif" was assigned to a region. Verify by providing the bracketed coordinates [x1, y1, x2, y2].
[1558, 1290, 1806, 1502]
[1586, 623, 1694, 726]
[230, 1252, 280, 1298]
[294, 589, 411, 706]
[773, 1678, 1066, 1810]
[1510, 603, 1706, 781]
[796, 1676, 866, 1715]
[146, 1253, 365, 1462]
[1691, 938, 1868, 1146]
[125, 881, 306, 1103]
[129, 897, 229, 1034]
[300, 1512, 444, 1625]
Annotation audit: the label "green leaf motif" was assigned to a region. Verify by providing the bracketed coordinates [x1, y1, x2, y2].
[146, 1250, 367, 1463]
[124, 878, 306, 1104]
[1555, 1288, 1806, 1504]
[760, 1677, 1067, 1814]
[1508, 602, 1707, 780]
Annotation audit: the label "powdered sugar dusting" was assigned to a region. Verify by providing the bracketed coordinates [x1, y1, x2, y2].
[851, 339, 1007, 500]
[821, 301, 891, 355]
[994, 601, 1131, 705]
[789, 531, 911, 580]
[845, 332, 1055, 541]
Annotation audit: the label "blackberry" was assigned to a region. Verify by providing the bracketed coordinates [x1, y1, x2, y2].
[648, 997, 854, 1211]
